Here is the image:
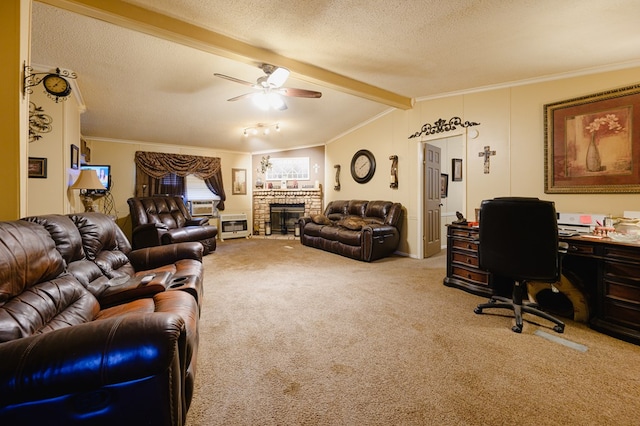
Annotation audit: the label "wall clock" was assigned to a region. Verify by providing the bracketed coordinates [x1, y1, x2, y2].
[350, 149, 376, 183]
[42, 73, 71, 99]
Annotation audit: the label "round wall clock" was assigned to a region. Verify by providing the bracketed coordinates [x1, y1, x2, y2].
[42, 74, 71, 98]
[350, 149, 376, 183]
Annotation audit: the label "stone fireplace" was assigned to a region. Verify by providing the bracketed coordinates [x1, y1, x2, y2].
[253, 189, 323, 235]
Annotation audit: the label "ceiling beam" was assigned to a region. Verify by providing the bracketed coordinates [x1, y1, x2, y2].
[37, 0, 414, 110]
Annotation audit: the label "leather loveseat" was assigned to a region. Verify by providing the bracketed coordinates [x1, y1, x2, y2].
[0, 213, 203, 425]
[127, 195, 218, 254]
[299, 200, 403, 262]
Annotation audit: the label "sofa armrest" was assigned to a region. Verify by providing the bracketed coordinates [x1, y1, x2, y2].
[186, 217, 209, 226]
[98, 272, 173, 307]
[0, 313, 185, 406]
[128, 241, 204, 270]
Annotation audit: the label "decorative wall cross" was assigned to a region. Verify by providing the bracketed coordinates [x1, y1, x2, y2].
[478, 146, 496, 174]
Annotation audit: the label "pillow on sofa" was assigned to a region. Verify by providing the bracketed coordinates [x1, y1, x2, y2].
[312, 214, 332, 225]
[339, 216, 367, 231]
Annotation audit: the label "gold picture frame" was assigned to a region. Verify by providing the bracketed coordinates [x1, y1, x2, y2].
[544, 83, 640, 193]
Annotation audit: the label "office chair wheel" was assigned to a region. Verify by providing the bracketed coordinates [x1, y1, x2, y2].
[553, 325, 565, 333]
[474, 307, 483, 314]
[511, 325, 522, 333]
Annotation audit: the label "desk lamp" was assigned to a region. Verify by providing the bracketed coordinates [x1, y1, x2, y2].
[71, 169, 106, 212]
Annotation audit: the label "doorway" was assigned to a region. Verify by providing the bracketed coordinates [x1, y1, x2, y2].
[422, 134, 466, 258]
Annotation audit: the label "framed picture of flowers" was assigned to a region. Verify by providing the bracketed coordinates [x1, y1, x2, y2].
[544, 83, 640, 193]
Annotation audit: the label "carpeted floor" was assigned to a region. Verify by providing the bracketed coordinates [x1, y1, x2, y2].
[186, 238, 640, 425]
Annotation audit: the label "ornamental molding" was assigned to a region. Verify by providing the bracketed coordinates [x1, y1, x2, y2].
[408, 116, 480, 139]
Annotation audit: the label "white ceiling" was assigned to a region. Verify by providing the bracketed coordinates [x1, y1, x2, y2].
[31, 0, 640, 153]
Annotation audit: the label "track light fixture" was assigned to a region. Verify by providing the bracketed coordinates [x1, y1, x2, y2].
[243, 123, 281, 137]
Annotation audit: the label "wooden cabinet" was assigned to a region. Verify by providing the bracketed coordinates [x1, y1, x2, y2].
[443, 225, 492, 297]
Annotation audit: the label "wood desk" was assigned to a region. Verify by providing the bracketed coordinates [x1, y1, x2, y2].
[443, 224, 640, 345]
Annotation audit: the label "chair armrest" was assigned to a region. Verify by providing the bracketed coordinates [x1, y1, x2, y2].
[186, 217, 209, 226]
[128, 241, 204, 270]
[131, 223, 168, 249]
[0, 313, 185, 406]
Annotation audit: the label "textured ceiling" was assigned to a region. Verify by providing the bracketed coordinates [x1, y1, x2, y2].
[31, 0, 640, 153]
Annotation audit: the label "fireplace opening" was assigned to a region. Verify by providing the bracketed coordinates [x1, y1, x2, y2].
[270, 203, 305, 235]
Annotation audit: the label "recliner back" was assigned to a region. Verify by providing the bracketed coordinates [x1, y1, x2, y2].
[128, 196, 192, 230]
[478, 197, 559, 282]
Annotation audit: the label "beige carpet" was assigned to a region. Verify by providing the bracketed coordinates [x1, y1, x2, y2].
[186, 238, 640, 425]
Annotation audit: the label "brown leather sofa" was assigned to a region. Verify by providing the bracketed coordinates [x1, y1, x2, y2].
[299, 200, 403, 262]
[127, 195, 218, 254]
[0, 213, 203, 425]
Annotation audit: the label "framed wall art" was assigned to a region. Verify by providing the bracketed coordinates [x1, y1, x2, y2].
[71, 144, 80, 169]
[544, 83, 640, 193]
[28, 157, 47, 178]
[452, 158, 463, 181]
[232, 168, 247, 195]
[440, 173, 448, 198]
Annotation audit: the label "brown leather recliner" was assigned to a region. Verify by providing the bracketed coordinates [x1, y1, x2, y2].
[0, 219, 197, 425]
[127, 196, 218, 254]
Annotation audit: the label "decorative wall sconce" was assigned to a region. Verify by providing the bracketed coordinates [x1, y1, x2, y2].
[389, 155, 398, 189]
[243, 122, 280, 137]
[23, 63, 77, 103]
[334, 165, 341, 191]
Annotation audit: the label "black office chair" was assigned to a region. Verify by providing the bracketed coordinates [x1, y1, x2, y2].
[473, 197, 566, 334]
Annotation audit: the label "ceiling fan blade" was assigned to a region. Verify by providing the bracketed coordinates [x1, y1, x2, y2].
[278, 88, 323, 98]
[227, 93, 255, 102]
[214, 73, 255, 87]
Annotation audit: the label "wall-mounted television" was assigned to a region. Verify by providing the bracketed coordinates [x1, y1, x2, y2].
[81, 164, 111, 192]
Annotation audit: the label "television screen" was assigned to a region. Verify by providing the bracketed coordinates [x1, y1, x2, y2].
[81, 164, 111, 191]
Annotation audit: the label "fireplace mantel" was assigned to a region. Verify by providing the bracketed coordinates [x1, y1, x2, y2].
[253, 188, 323, 235]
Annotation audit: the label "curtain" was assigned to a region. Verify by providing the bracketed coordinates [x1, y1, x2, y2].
[134, 151, 226, 210]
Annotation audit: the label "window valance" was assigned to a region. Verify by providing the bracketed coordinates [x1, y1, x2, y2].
[134, 151, 221, 179]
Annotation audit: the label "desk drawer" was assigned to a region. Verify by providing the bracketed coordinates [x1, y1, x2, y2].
[451, 265, 489, 285]
[451, 239, 479, 252]
[450, 228, 478, 239]
[603, 298, 640, 330]
[452, 251, 480, 267]
[565, 242, 596, 255]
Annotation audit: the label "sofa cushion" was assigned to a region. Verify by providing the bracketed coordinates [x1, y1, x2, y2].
[312, 214, 332, 225]
[0, 274, 99, 343]
[346, 200, 368, 216]
[0, 221, 66, 304]
[339, 216, 367, 231]
[22, 214, 85, 265]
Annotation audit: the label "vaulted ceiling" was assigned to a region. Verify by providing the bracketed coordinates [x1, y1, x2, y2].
[31, 0, 640, 153]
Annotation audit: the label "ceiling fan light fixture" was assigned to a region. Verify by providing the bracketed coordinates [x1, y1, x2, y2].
[252, 93, 269, 110]
[267, 93, 286, 110]
[267, 67, 290, 87]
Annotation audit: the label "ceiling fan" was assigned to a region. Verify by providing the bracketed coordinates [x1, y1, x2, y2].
[214, 63, 322, 111]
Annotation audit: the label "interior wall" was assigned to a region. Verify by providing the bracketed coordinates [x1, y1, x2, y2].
[85, 138, 252, 239]
[326, 66, 640, 259]
[27, 87, 82, 216]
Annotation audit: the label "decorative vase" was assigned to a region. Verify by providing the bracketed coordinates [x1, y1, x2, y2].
[586, 133, 601, 172]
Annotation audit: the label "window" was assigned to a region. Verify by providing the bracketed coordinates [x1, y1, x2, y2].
[265, 157, 310, 181]
[186, 174, 220, 201]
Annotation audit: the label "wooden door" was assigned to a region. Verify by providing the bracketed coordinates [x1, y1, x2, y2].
[424, 143, 442, 258]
